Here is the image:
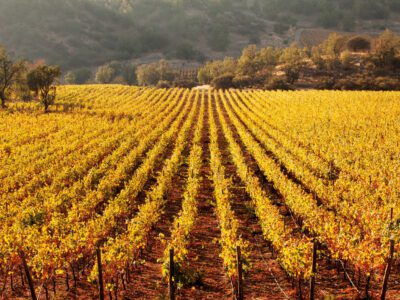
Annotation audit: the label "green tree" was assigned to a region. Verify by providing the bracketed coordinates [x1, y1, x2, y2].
[64, 69, 91, 84]
[322, 33, 345, 59]
[257, 47, 278, 67]
[121, 63, 137, 85]
[197, 57, 236, 84]
[95, 65, 116, 84]
[136, 60, 175, 86]
[136, 63, 160, 86]
[279, 46, 306, 84]
[237, 45, 259, 76]
[373, 30, 400, 68]
[27, 65, 61, 112]
[0, 46, 23, 108]
[320, 33, 346, 69]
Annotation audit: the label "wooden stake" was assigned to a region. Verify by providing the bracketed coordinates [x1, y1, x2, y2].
[309, 240, 318, 300]
[380, 239, 395, 300]
[96, 247, 105, 300]
[237, 246, 244, 300]
[20, 251, 37, 300]
[169, 248, 175, 300]
[365, 274, 371, 298]
[65, 268, 70, 291]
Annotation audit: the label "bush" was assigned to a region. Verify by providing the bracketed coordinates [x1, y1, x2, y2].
[233, 75, 254, 88]
[156, 80, 171, 88]
[211, 74, 234, 89]
[64, 68, 91, 84]
[347, 36, 371, 52]
[340, 50, 352, 69]
[316, 77, 337, 90]
[95, 65, 116, 84]
[330, 75, 400, 91]
[264, 77, 292, 90]
[172, 79, 197, 88]
[374, 77, 400, 90]
[137, 60, 176, 86]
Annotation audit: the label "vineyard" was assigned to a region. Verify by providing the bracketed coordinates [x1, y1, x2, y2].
[1, 85, 400, 299]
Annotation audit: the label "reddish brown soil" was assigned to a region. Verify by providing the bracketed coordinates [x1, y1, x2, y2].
[213, 96, 296, 300]
[178, 94, 231, 299]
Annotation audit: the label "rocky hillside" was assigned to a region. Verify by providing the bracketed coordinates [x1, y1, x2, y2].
[1, 0, 400, 70]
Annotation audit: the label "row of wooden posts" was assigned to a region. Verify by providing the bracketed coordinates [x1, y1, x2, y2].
[19, 239, 395, 300]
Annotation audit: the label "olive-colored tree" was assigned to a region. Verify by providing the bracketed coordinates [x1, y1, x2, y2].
[27, 65, 61, 112]
[373, 30, 400, 68]
[0, 46, 23, 108]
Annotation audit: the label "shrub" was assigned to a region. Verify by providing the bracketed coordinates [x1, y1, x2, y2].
[264, 77, 292, 90]
[316, 77, 337, 90]
[156, 80, 171, 88]
[211, 74, 234, 90]
[137, 60, 176, 86]
[233, 75, 253, 88]
[95, 65, 116, 84]
[64, 69, 91, 84]
[347, 36, 371, 52]
[340, 50, 352, 69]
[172, 79, 197, 88]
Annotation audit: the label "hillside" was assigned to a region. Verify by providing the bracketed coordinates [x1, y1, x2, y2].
[1, 0, 400, 70]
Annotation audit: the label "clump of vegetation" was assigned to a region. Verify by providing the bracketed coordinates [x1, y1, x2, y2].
[197, 29, 400, 91]
[211, 74, 234, 90]
[64, 69, 92, 84]
[137, 60, 176, 86]
[0, 48, 22, 107]
[347, 36, 371, 52]
[27, 65, 61, 112]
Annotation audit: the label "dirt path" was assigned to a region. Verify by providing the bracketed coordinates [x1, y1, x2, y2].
[214, 95, 295, 300]
[121, 97, 199, 299]
[178, 94, 231, 300]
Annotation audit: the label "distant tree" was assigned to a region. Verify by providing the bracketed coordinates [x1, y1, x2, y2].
[136, 60, 175, 86]
[121, 63, 137, 85]
[64, 69, 91, 84]
[197, 57, 236, 84]
[13, 62, 31, 101]
[211, 73, 234, 89]
[197, 67, 212, 85]
[95, 65, 116, 84]
[347, 36, 371, 52]
[0, 46, 23, 108]
[27, 65, 61, 112]
[322, 33, 346, 59]
[257, 47, 279, 67]
[158, 59, 174, 82]
[320, 33, 347, 69]
[311, 46, 325, 70]
[237, 45, 259, 76]
[340, 50, 352, 69]
[156, 80, 171, 88]
[264, 77, 292, 90]
[373, 30, 400, 68]
[137, 63, 160, 86]
[279, 46, 307, 84]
